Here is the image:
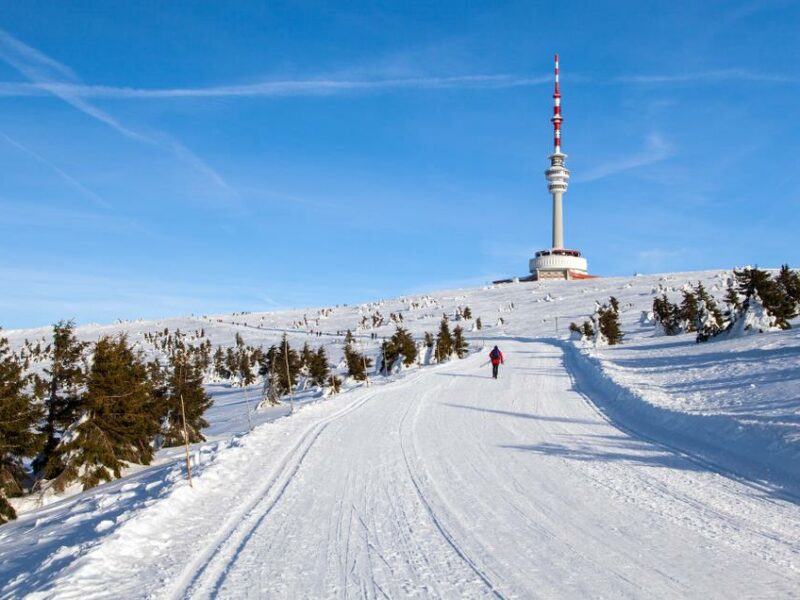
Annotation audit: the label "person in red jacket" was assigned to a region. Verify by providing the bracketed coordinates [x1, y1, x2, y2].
[488, 345, 504, 379]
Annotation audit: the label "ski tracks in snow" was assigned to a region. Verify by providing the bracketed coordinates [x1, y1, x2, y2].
[31, 339, 800, 599]
[169, 386, 381, 599]
[397, 368, 505, 599]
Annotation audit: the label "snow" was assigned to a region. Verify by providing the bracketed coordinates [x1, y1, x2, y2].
[2, 269, 800, 597]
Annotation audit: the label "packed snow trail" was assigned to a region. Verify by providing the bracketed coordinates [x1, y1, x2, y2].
[40, 341, 800, 598]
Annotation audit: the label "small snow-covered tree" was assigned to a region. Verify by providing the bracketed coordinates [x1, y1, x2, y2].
[776, 264, 800, 307]
[452, 325, 469, 358]
[679, 290, 699, 333]
[343, 342, 371, 382]
[326, 374, 342, 395]
[308, 346, 330, 388]
[435, 317, 453, 362]
[735, 267, 797, 329]
[593, 298, 624, 346]
[162, 350, 213, 447]
[725, 289, 779, 337]
[653, 294, 681, 335]
[391, 326, 417, 366]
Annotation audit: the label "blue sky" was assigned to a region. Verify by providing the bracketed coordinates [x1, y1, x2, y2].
[1, 1, 799, 328]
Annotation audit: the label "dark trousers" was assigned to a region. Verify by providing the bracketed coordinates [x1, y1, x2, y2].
[492, 363, 499, 379]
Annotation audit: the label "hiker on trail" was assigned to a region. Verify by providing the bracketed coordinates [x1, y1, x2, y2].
[488, 345, 504, 379]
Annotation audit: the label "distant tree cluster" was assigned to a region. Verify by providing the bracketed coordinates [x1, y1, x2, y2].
[651, 266, 799, 342]
[570, 296, 624, 346]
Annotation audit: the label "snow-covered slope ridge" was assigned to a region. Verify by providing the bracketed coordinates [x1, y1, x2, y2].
[2, 269, 799, 598]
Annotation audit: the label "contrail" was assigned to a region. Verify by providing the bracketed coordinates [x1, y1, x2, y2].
[0, 28, 232, 194]
[0, 131, 110, 208]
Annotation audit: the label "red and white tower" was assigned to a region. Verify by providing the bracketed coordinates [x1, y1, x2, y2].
[530, 54, 589, 280]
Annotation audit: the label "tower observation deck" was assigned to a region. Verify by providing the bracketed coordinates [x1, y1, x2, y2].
[529, 54, 590, 281]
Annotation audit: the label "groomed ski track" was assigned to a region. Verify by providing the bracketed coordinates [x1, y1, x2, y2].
[44, 340, 800, 599]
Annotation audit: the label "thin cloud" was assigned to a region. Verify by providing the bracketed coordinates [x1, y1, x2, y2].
[0, 131, 110, 208]
[576, 134, 672, 183]
[0, 28, 231, 194]
[617, 69, 799, 84]
[0, 74, 552, 99]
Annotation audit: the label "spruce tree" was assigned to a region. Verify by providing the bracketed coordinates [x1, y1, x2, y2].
[237, 350, 254, 385]
[0, 332, 43, 523]
[679, 290, 699, 333]
[213, 346, 229, 379]
[735, 267, 797, 329]
[300, 342, 315, 372]
[390, 326, 417, 366]
[225, 347, 238, 379]
[378, 338, 395, 375]
[693, 282, 723, 334]
[776, 265, 800, 306]
[308, 347, 330, 387]
[581, 320, 594, 339]
[423, 332, 434, 348]
[475, 317, 482, 331]
[435, 317, 453, 362]
[598, 299, 624, 345]
[723, 282, 741, 315]
[343, 342, 371, 381]
[35, 320, 87, 480]
[452, 325, 469, 358]
[273, 335, 302, 395]
[327, 374, 342, 394]
[55, 336, 160, 492]
[653, 294, 681, 335]
[162, 350, 213, 447]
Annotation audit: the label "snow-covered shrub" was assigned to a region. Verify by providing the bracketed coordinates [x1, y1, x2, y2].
[721, 291, 780, 338]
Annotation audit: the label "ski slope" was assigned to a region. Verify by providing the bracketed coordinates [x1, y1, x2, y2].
[5, 339, 799, 598]
[2, 270, 800, 597]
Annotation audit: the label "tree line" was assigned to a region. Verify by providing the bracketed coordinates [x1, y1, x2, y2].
[0, 321, 213, 523]
[651, 266, 799, 341]
[1, 315, 476, 524]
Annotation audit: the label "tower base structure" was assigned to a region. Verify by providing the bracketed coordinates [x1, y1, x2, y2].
[529, 248, 591, 280]
[491, 248, 594, 284]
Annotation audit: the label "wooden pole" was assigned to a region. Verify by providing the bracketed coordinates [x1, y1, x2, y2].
[284, 336, 295, 414]
[177, 358, 193, 488]
[242, 377, 254, 431]
[179, 390, 193, 488]
[361, 337, 370, 387]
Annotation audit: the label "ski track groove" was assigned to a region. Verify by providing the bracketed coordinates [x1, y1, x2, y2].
[397, 376, 506, 600]
[167, 386, 379, 599]
[175, 369, 432, 599]
[18, 336, 799, 598]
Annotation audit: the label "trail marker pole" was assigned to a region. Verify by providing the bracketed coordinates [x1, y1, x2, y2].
[179, 392, 193, 488]
[360, 337, 370, 387]
[284, 336, 295, 414]
[241, 377, 254, 431]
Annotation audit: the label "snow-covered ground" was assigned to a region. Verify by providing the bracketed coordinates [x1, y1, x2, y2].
[2, 269, 799, 597]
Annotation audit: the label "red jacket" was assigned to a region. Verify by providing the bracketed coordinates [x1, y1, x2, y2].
[489, 349, 504, 365]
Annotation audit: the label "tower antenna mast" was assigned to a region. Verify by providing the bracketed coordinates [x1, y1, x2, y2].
[526, 53, 590, 281]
